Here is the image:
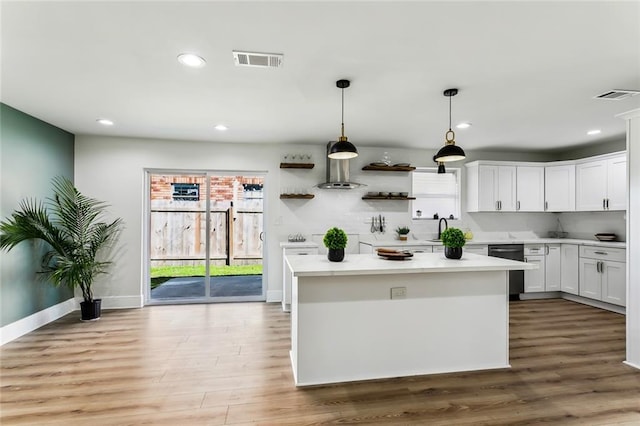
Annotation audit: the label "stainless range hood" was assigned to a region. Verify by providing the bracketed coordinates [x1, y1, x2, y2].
[317, 142, 365, 189]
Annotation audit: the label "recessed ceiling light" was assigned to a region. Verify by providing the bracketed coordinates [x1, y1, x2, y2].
[214, 124, 228, 131]
[177, 53, 206, 68]
[96, 118, 114, 126]
[587, 129, 601, 135]
[456, 122, 472, 129]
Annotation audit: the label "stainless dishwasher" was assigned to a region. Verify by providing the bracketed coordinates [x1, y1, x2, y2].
[488, 244, 524, 300]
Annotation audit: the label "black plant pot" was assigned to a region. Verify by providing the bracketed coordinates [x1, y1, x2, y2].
[327, 248, 345, 262]
[80, 299, 102, 321]
[444, 247, 463, 259]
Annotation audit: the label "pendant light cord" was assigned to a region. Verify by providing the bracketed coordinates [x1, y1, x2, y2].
[341, 87, 345, 137]
[448, 93, 452, 131]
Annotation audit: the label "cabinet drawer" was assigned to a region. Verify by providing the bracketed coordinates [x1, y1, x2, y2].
[524, 245, 545, 255]
[579, 246, 625, 262]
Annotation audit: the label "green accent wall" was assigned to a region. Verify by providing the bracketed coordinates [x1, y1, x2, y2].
[0, 103, 75, 327]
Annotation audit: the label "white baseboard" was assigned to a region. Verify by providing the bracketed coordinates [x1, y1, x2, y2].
[561, 293, 626, 315]
[266, 290, 283, 303]
[100, 295, 143, 309]
[0, 298, 76, 346]
[623, 360, 640, 370]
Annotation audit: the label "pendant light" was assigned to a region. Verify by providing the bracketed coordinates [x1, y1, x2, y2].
[328, 79, 358, 159]
[434, 88, 466, 162]
[433, 156, 446, 174]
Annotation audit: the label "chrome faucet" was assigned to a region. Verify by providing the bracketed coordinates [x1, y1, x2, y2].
[437, 218, 448, 240]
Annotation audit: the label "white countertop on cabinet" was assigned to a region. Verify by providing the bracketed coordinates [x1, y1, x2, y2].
[358, 237, 626, 249]
[285, 252, 536, 277]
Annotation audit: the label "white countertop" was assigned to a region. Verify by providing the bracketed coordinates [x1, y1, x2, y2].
[285, 252, 536, 277]
[358, 237, 626, 249]
[280, 241, 319, 249]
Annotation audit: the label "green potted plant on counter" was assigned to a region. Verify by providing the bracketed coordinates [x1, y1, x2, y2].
[440, 227, 466, 259]
[396, 226, 410, 241]
[323, 227, 348, 262]
[0, 176, 123, 321]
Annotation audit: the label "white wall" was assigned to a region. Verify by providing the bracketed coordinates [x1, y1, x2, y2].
[74, 135, 625, 308]
[619, 109, 640, 369]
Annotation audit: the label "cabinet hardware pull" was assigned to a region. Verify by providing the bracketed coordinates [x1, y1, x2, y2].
[496, 201, 499, 211]
[594, 251, 608, 255]
[517, 201, 520, 211]
[596, 261, 600, 273]
[606, 198, 610, 209]
[603, 198, 606, 210]
[499, 200, 502, 210]
[545, 201, 548, 211]
[546, 246, 549, 255]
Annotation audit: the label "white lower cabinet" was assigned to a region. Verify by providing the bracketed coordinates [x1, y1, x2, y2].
[433, 244, 487, 255]
[524, 245, 545, 292]
[578, 246, 626, 306]
[282, 245, 318, 312]
[545, 244, 561, 291]
[560, 244, 579, 295]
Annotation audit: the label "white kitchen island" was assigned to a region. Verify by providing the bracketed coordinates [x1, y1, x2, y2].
[285, 252, 536, 386]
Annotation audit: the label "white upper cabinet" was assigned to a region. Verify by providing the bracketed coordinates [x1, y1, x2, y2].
[466, 152, 625, 213]
[466, 163, 516, 212]
[544, 164, 575, 212]
[607, 155, 627, 210]
[516, 166, 545, 212]
[576, 153, 626, 211]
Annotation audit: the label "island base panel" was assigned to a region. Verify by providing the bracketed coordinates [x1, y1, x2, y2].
[291, 271, 509, 386]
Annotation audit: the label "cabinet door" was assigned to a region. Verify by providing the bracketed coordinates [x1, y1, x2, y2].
[545, 165, 576, 212]
[517, 166, 545, 212]
[497, 166, 517, 211]
[560, 244, 579, 295]
[607, 155, 627, 210]
[576, 160, 607, 211]
[602, 260, 626, 306]
[465, 245, 488, 256]
[545, 244, 561, 291]
[477, 165, 499, 211]
[579, 258, 601, 300]
[524, 255, 545, 292]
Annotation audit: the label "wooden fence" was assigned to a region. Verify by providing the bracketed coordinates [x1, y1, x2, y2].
[150, 205, 263, 267]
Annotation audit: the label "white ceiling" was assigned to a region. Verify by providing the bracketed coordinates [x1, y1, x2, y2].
[2, 1, 639, 153]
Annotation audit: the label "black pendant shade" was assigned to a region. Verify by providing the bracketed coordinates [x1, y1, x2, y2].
[434, 143, 466, 163]
[434, 88, 466, 163]
[329, 139, 358, 159]
[328, 79, 358, 159]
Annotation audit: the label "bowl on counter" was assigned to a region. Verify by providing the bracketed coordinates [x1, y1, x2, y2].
[399, 192, 408, 197]
[595, 233, 617, 241]
[389, 192, 400, 197]
[378, 191, 390, 197]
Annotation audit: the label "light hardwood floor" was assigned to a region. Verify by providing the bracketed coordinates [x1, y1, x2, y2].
[1, 299, 639, 425]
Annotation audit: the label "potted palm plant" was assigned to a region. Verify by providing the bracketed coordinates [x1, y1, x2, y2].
[323, 227, 348, 262]
[0, 176, 123, 321]
[440, 227, 466, 259]
[396, 226, 410, 241]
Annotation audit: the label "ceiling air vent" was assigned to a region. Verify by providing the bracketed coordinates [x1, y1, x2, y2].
[232, 51, 283, 68]
[593, 89, 640, 100]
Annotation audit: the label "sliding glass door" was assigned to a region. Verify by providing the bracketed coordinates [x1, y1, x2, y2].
[146, 171, 264, 304]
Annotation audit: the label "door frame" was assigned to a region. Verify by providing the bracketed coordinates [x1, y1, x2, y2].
[143, 168, 268, 305]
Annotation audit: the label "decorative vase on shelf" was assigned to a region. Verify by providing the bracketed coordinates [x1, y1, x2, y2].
[328, 248, 345, 262]
[444, 246, 463, 259]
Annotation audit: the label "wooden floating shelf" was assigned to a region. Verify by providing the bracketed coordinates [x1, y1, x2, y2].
[362, 196, 416, 200]
[280, 194, 315, 199]
[362, 165, 416, 172]
[280, 163, 315, 169]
